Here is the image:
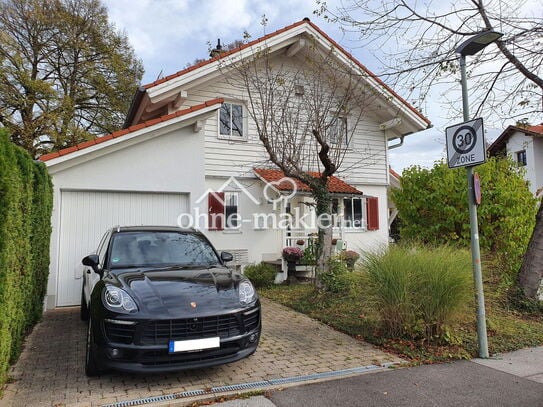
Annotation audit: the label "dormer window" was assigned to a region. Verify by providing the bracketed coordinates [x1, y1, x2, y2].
[219, 102, 245, 139]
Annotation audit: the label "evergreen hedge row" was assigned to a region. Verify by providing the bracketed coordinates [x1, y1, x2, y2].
[0, 129, 53, 389]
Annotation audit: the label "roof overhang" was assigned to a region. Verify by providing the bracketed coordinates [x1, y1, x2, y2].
[125, 19, 430, 135]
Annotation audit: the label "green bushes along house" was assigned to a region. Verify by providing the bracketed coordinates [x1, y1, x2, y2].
[0, 129, 53, 388]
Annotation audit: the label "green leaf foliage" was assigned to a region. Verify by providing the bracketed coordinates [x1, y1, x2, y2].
[0, 129, 53, 389]
[0, 0, 144, 157]
[392, 158, 538, 277]
[243, 263, 278, 288]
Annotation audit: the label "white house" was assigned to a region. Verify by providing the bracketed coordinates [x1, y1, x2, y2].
[40, 18, 430, 308]
[488, 124, 543, 196]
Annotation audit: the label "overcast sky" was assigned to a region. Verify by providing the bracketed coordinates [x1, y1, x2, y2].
[101, 0, 503, 174]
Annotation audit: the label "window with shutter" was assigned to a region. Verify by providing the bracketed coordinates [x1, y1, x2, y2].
[366, 196, 379, 231]
[208, 192, 224, 231]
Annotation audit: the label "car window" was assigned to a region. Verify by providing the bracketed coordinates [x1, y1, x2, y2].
[108, 231, 220, 268]
[96, 230, 111, 266]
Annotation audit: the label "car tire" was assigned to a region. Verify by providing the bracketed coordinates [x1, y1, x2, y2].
[80, 284, 89, 321]
[85, 318, 101, 377]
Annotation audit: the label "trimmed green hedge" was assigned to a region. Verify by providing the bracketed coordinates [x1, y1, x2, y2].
[0, 129, 52, 389]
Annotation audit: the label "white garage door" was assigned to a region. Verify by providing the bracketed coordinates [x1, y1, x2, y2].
[57, 190, 189, 306]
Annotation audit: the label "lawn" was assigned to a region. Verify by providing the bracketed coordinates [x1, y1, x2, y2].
[260, 261, 543, 364]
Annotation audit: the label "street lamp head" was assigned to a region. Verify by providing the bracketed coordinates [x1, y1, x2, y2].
[456, 31, 503, 56]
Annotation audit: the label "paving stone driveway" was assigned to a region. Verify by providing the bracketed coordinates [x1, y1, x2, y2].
[1, 298, 400, 406]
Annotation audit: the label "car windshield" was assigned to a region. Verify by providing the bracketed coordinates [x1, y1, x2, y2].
[108, 231, 221, 269]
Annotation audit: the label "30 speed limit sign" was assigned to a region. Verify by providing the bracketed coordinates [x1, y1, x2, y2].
[446, 118, 486, 168]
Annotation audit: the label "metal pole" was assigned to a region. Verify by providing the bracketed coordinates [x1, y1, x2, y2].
[459, 54, 489, 358]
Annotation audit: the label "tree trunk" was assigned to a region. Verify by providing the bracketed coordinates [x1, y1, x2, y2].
[314, 184, 333, 289]
[518, 197, 543, 300]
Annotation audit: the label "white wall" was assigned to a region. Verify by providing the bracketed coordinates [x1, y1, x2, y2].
[533, 137, 543, 195]
[45, 123, 206, 308]
[197, 176, 284, 264]
[506, 132, 539, 195]
[176, 54, 389, 185]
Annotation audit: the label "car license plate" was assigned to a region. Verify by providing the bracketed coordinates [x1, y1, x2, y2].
[168, 337, 220, 353]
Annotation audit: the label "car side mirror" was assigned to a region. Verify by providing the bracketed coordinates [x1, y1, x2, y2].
[82, 254, 103, 277]
[220, 251, 233, 263]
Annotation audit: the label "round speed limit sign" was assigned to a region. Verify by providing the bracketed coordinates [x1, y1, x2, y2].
[452, 125, 477, 154]
[446, 118, 485, 168]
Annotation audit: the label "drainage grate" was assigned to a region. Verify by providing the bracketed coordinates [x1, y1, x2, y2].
[101, 363, 397, 407]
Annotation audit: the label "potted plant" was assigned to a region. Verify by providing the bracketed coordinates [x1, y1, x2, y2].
[282, 247, 303, 263]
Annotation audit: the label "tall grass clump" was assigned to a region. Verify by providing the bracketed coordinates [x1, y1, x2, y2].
[361, 245, 472, 341]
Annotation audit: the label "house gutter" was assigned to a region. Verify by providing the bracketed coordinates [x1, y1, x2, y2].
[123, 86, 146, 129]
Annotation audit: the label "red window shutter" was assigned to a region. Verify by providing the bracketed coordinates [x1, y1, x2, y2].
[208, 192, 224, 231]
[366, 197, 379, 231]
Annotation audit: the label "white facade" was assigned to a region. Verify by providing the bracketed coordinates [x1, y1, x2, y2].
[490, 126, 543, 196]
[42, 20, 429, 308]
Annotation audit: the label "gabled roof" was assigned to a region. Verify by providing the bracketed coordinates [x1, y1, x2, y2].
[254, 168, 363, 195]
[39, 98, 223, 163]
[488, 124, 543, 156]
[125, 18, 430, 131]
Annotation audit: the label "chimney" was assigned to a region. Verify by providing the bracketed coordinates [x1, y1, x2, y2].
[210, 39, 223, 58]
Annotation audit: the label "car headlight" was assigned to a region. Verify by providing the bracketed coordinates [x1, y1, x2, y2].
[102, 285, 138, 313]
[239, 280, 256, 305]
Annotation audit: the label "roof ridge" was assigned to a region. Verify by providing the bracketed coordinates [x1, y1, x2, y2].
[143, 19, 307, 90]
[40, 98, 223, 162]
[141, 18, 429, 126]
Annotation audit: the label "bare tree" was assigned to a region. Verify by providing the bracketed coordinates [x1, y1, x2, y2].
[316, 0, 542, 126]
[224, 38, 380, 286]
[317, 0, 543, 298]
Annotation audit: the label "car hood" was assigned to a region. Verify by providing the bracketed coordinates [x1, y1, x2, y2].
[108, 266, 248, 317]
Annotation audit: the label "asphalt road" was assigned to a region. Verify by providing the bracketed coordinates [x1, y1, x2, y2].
[267, 361, 543, 407]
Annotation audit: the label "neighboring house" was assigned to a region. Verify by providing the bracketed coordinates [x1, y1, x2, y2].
[488, 124, 543, 196]
[39, 18, 430, 308]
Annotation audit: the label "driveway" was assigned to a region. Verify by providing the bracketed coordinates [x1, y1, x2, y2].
[1, 298, 401, 406]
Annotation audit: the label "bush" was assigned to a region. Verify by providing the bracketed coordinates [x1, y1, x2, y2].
[320, 255, 350, 293]
[243, 262, 277, 288]
[362, 245, 472, 341]
[392, 158, 537, 277]
[0, 130, 52, 389]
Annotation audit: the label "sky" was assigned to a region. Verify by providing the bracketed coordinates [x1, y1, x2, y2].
[101, 0, 503, 174]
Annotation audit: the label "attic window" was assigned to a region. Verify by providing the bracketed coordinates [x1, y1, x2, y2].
[219, 102, 245, 139]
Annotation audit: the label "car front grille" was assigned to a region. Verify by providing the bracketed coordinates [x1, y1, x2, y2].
[104, 307, 260, 346]
[141, 314, 241, 345]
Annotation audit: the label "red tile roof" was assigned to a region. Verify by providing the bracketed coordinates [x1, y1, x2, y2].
[527, 124, 543, 134]
[488, 123, 543, 156]
[39, 98, 224, 162]
[254, 168, 363, 195]
[143, 18, 429, 126]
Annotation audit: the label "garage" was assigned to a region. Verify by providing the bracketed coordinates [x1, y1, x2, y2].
[56, 190, 189, 306]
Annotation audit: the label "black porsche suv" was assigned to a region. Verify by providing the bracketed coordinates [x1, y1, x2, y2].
[80, 226, 261, 376]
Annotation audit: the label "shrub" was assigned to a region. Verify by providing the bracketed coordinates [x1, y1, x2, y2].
[0, 130, 53, 389]
[340, 250, 360, 271]
[392, 158, 537, 278]
[320, 255, 350, 293]
[243, 262, 277, 288]
[362, 244, 472, 341]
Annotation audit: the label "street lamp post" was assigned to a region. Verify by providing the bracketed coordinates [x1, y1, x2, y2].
[456, 30, 503, 359]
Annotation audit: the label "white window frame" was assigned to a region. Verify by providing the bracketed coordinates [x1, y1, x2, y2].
[327, 115, 349, 146]
[218, 102, 247, 141]
[335, 197, 366, 229]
